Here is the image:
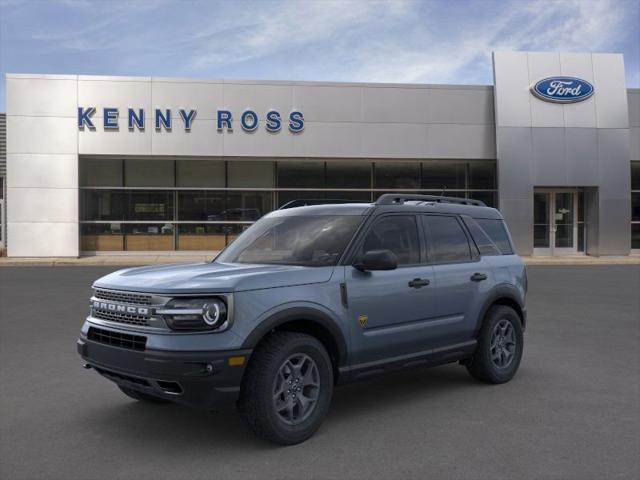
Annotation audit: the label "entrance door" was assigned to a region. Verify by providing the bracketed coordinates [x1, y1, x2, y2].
[533, 190, 579, 255]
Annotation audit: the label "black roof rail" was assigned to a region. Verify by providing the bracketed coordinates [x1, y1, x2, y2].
[278, 199, 369, 209]
[375, 193, 486, 207]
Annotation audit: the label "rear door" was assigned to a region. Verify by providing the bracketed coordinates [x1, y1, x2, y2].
[345, 214, 438, 364]
[421, 214, 492, 346]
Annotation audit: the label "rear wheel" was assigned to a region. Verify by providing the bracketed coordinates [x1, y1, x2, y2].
[239, 332, 334, 445]
[118, 385, 169, 404]
[466, 305, 523, 384]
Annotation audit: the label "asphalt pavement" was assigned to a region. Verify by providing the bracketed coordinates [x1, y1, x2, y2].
[1, 265, 639, 480]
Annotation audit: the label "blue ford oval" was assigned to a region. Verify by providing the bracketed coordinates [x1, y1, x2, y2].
[531, 77, 594, 103]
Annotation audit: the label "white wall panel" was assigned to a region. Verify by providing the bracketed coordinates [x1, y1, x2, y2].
[7, 222, 79, 257]
[78, 78, 152, 116]
[361, 87, 429, 124]
[7, 116, 77, 154]
[527, 52, 564, 128]
[7, 187, 78, 223]
[7, 154, 78, 189]
[592, 54, 629, 129]
[6, 76, 77, 117]
[560, 53, 597, 128]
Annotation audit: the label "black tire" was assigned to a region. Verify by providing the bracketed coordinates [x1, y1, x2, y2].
[239, 332, 334, 445]
[466, 305, 523, 384]
[118, 385, 169, 404]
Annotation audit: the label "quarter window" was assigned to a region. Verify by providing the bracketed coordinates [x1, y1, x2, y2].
[361, 216, 420, 265]
[476, 218, 514, 254]
[423, 215, 471, 263]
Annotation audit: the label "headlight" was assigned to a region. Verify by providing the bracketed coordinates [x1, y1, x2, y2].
[157, 298, 228, 331]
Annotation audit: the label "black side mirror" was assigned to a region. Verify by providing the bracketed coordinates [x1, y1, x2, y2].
[353, 249, 398, 271]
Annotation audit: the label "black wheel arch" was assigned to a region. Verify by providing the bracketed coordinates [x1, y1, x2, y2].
[241, 307, 348, 378]
[475, 285, 526, 335]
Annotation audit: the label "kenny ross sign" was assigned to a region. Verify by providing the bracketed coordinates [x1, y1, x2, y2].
[78, 107, 305, 133]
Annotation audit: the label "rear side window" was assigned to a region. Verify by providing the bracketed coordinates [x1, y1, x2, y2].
[422, 215, 471, 263]
[476, 219, 514, 254]
[361, 215, 420, 265]
[462, 217, 501, 256]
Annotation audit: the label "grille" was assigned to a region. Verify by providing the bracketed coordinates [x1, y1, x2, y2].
[88, 327, 146, 351]
[92, 309, 150, 327]
[94, 289, 152, 305]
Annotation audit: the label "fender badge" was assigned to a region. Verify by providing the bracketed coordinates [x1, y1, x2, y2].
[358, 314, 368, 328]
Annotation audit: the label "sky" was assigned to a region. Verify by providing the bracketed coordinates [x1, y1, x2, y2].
[0, 0, 639, 111]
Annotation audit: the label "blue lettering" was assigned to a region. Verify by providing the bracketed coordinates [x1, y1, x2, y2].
[128, 108, 145, 130]
[103, 108, 119, 129]
[155, 109, 172, 130]
[179, 109, 197, 130]
[241, 110, 259, 132]
[288, 111, 304, 133]
[78, 107, 96, 129]
[217, 110, 233, 131]
[265, 110, 282, 132]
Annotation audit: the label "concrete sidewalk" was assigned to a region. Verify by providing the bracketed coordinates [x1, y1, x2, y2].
[0, 254, 639, 266]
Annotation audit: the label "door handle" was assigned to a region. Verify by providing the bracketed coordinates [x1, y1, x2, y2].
[408, 278, 430, 288]
[470, 272, 488, 282]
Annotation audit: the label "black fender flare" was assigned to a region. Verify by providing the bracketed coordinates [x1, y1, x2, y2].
[474, 284, 526, 335]
[241, 306, 348, 366]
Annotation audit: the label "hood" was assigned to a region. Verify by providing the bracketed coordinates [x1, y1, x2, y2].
[93, 261, 335, 294]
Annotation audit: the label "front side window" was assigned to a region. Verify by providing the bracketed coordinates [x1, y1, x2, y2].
[360, 215, 420, 265]
[423, 215, 471, 263]
[216, 215, 362, 266]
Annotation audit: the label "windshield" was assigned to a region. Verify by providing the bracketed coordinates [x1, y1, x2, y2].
[216, 215, 363, 266]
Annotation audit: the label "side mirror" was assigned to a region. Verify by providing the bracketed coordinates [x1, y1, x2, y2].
[353, 249, 398, 271]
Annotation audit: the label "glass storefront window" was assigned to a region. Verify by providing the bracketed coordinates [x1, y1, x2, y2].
[81, 190, 126, 221]
[80, 158, 123, 186]
[632, 224, 640, 249]
[421, 162, 465, 190]
[177, 224, 230, 251]
[178, 191, 225, 221]
[375, 162, 420, 189]
[277, 161, 324, 188]
[123, 223, 174, 251]
[125, 159, 175, 187]
[632, 192, 640, 222]
[127, 191, 173, 221]
[176, 160, 225, 188]
[631, 162, 640, 191]
[468, 162, 496, 189]
[228, 161, 274, 188]
[80, 223, 124, 251]
[226, 191, 272, 220]
[326, 161, 371, 189]
[79, 158, 498, 251]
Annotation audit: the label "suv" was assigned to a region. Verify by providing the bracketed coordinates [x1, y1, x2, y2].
[77, 194, 527, 444]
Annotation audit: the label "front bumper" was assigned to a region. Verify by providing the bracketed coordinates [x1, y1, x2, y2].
[77, 335, 252, 410]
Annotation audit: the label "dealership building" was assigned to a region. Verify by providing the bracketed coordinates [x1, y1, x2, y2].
[1, 51, 639, 257]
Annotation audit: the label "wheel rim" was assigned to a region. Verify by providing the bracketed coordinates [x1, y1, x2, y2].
[272, 353, 320, 425]
[490, 319, 517, 369]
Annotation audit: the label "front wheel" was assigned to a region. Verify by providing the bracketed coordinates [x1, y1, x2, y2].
[466, 305, 523, 384]
[239, 332, 334, 445]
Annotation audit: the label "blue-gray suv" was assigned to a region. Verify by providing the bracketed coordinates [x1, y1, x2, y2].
[77, 194, 527, 444]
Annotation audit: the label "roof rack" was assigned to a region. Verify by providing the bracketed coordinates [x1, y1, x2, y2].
[278, 199, 369, 210]
[375, 193, 486, 207]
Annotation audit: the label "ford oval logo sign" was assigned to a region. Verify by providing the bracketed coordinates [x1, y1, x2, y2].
[531, 77, 594, 103]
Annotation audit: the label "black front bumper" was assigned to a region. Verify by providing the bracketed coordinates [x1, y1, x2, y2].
[77, 336, 252, 410]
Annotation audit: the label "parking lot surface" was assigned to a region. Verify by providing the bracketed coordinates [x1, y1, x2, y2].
[1, 265, 639, 480]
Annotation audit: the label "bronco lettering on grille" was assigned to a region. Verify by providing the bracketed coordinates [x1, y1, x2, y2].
[92, 300, 149, 316]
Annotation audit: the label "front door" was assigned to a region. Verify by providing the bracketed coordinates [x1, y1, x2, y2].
[533, 190, 579, 255]
[345, 214, 438, 365]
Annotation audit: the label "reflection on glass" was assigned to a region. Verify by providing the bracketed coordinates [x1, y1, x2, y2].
[468, 162, 496, 189]
[178, 224, 231, 251]
[123, 223, 174, 251]
[554, 192, 574, 249]
[177, 160, 225, 188]
[326, 162, 371, 189]
[125, 159, 175, 187]
[80, 223, 124, 251]
[632, 224, 640, 249]
[277, 162, 324, 188]
[421, 162, 465, 190]
[534, 225, 550, 248]
[375, 162, 420, 189]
